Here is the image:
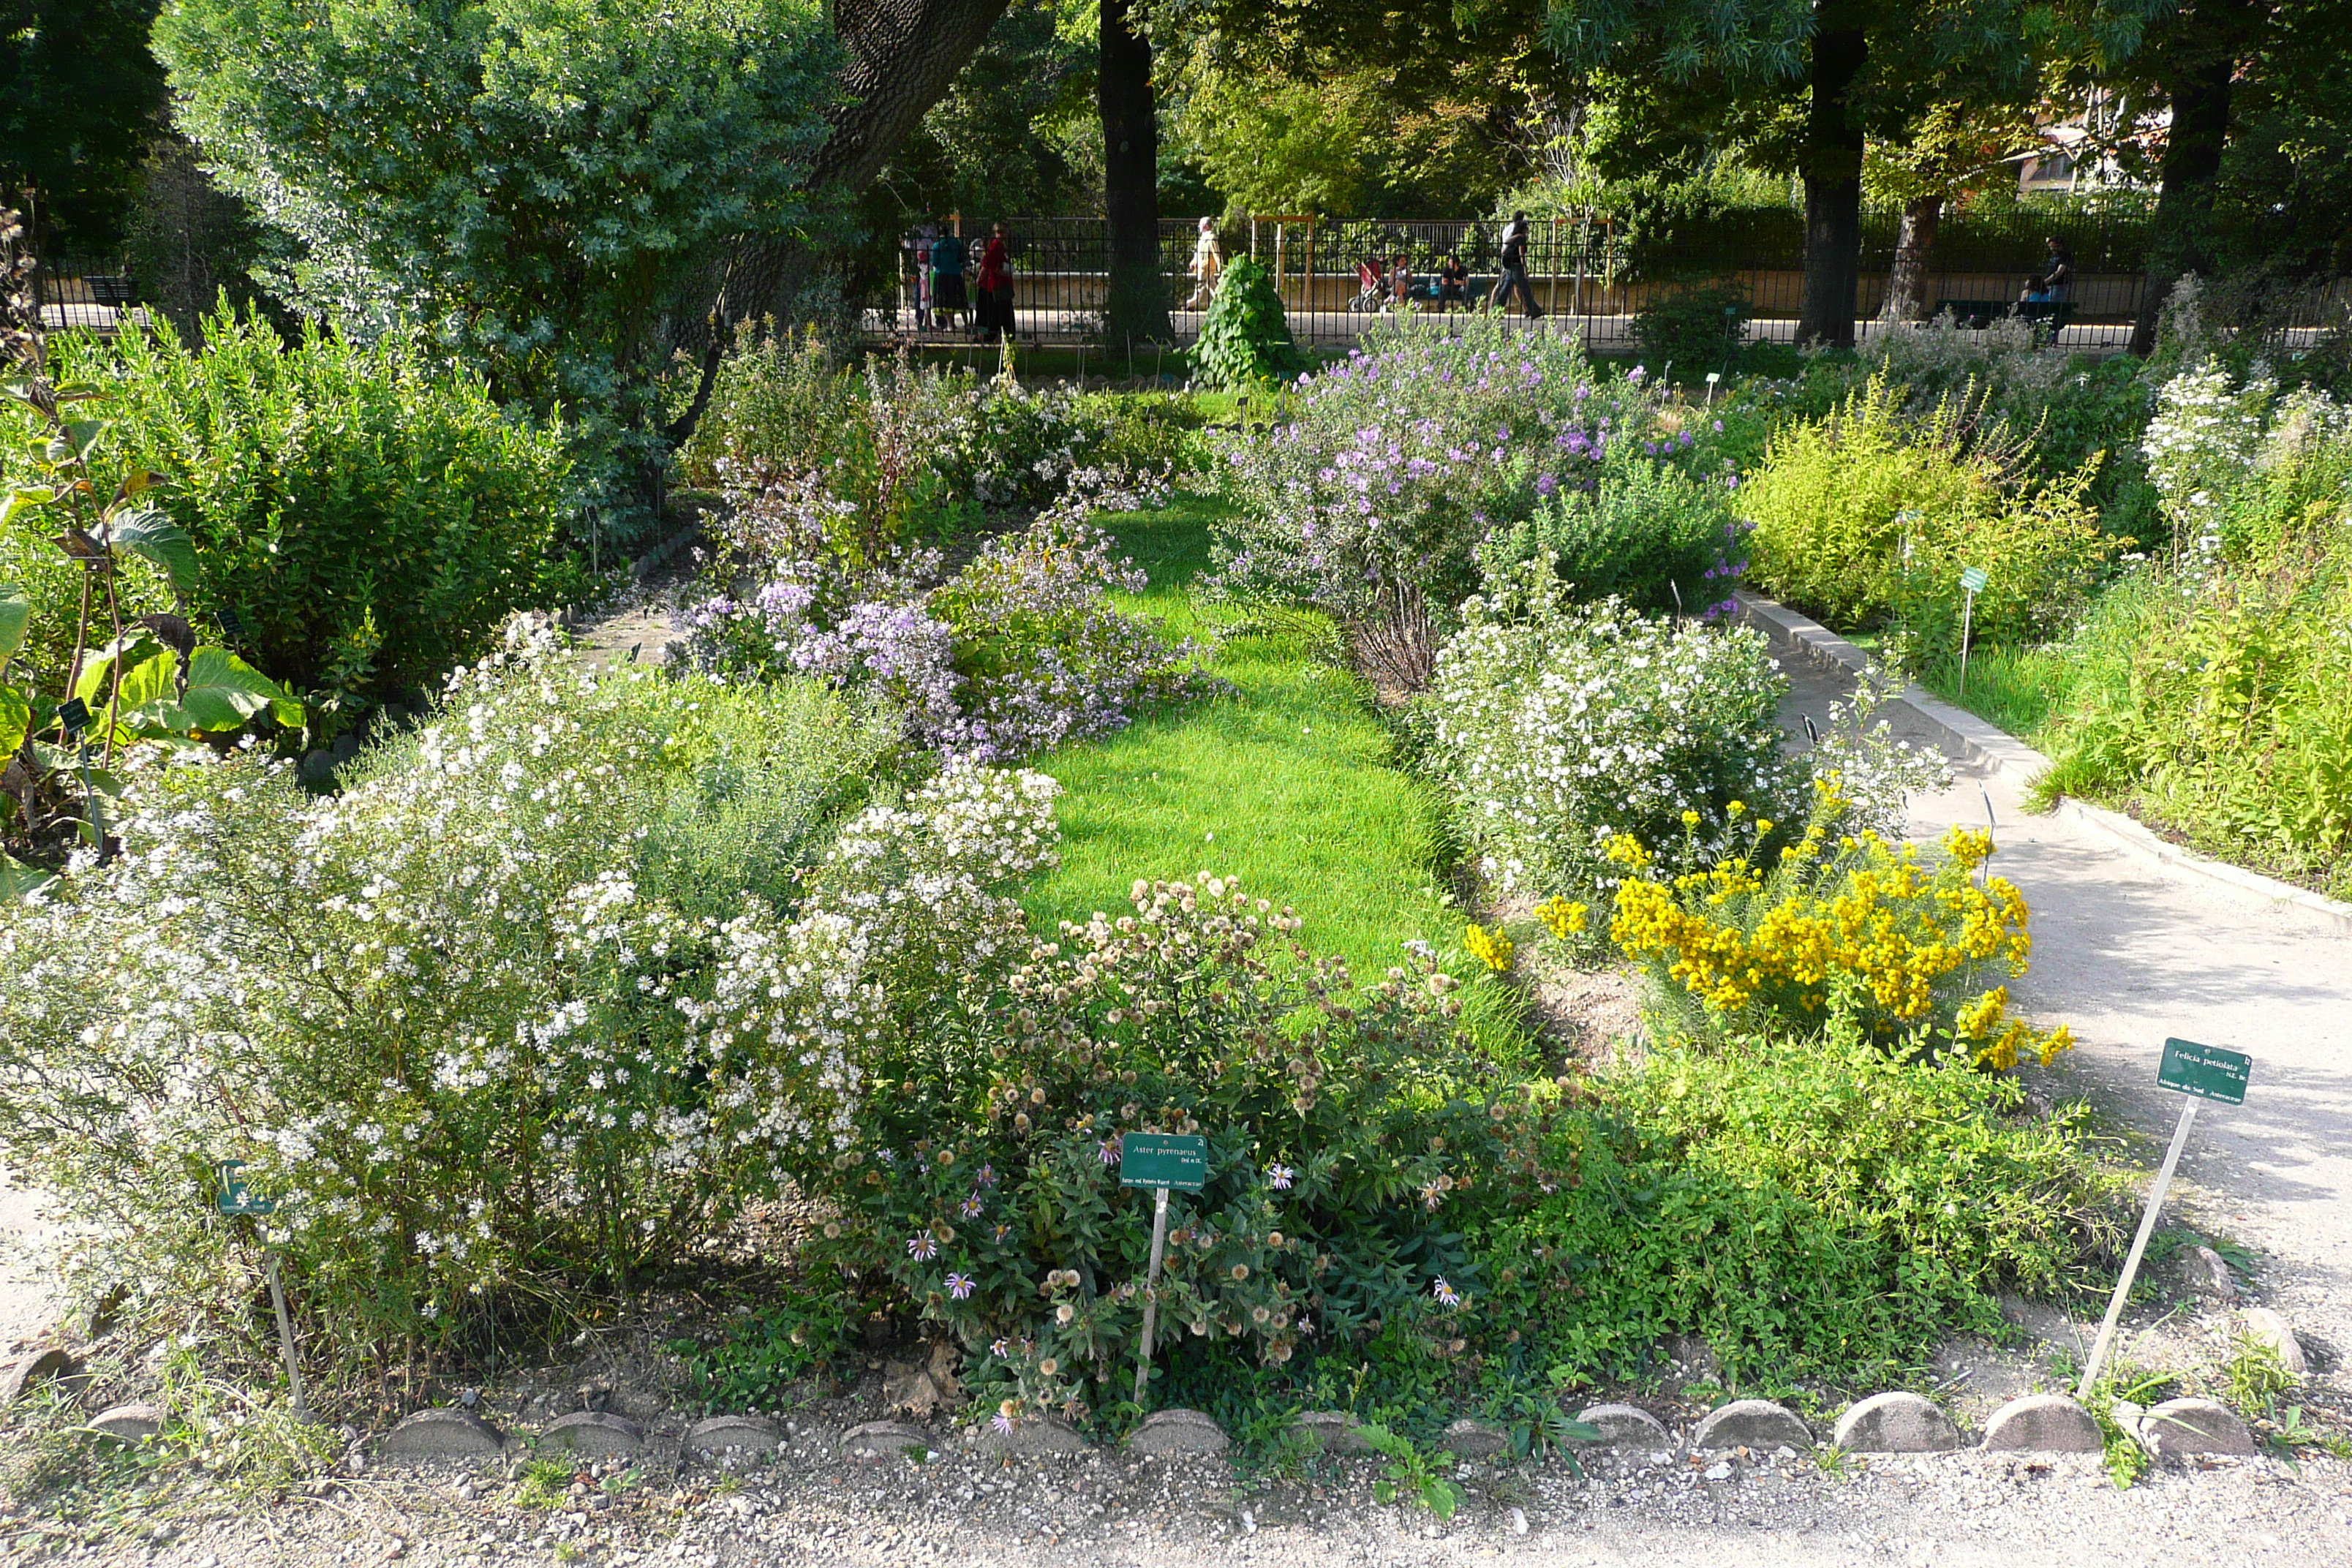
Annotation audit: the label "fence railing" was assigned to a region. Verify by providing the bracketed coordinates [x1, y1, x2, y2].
[864, 214, 2350, 358]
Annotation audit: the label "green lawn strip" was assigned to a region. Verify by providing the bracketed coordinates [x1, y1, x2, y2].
[1023, 493, 1523, 1047]
[1915, 645, 2078, 745]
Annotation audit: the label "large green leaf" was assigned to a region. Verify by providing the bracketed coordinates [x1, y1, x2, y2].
[0, 851, 53, 902]
[0, 584, 29, 668]
[0, 682, 29, 757]
[181, 647, 299, 732]
[0, 487, 58, 528]
[108, 507, 200, 590]
[73, 632, 166, 709]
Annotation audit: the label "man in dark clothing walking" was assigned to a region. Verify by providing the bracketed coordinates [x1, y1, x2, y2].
[1490, 211, 1542, 319]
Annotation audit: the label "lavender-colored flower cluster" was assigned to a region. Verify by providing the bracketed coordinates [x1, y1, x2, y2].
[1212, 315, 1702, 625]
[682, 491, 1221, 763]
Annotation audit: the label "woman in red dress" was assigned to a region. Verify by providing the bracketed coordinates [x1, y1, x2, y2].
[976, 224, 1013, 343]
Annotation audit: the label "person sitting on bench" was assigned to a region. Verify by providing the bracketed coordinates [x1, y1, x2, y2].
[2022, 237, 2073, 305]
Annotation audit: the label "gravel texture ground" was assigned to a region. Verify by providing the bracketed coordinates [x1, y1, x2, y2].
[61, 1427, 2351, 1568]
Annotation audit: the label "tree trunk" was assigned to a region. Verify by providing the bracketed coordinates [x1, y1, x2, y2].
[1878, 194, 1942, 322]
[1098, 0, 1172, 344]
[1796, 26, 1869, 348]
[808, 0, 1017, 196]
[722, 0, 1014, 331]
[2129, 0, 2253, 355]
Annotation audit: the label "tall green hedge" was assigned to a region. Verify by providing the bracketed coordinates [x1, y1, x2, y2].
[46, 307, 568, 702]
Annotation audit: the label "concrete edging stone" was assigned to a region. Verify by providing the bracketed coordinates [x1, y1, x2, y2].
[1736, 592, 2352, 938]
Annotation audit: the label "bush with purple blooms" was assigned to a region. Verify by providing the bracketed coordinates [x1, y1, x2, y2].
[680, 483, 1221, 762]
[1210, 314, 1743, 682]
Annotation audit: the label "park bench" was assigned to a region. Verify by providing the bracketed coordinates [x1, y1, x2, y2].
[1931, 298, 2074, 333]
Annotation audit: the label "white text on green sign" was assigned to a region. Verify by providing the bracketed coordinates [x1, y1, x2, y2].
[2157, 1038, 2250, 1105]
[1960, 567, 1989, 594]
[1120, 1133, 1207, 1192]
[215, 1160, 276, 1216]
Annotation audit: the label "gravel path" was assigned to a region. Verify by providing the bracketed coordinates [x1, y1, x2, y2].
[1768, 630, 2352, 1368]
[0, 1178, 55, 1356]
[116, 1436, 2352, 1568]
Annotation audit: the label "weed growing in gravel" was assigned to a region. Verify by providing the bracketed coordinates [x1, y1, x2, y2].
[1359, 1423, 1463, 1518]
[2220, 1334, 2296, 1416]
[515, 1458, 584, 1509]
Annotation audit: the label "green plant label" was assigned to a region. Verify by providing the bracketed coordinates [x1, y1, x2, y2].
[2156, 1038, 2250, 1104]
[1959, 566, 1989, 594]
[1119, 1133, 1207, 1192]
[56, 697, 88, 738]
[215, 1159, 276, 1216]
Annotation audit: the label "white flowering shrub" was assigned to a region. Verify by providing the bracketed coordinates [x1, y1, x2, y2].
[2046, 369, 2352, 886]
[0, 620, 1092, 1379]
[1412, 564, 1800, 897]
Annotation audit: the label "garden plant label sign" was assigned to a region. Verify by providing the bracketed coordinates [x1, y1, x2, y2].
[2077, 1038, 2253, 1401]
[1119, 1131, 1207, 1192]
[212, 1160, 307, 1417]
[214, 1159, 276, 1216]
[1120, 1131, 1209, 1405]
[1957, 567, 1989, 696]
[2157, 1038, 2250, 1103]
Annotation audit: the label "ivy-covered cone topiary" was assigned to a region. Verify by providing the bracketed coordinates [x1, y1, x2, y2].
[1192, 257, 1308, 391]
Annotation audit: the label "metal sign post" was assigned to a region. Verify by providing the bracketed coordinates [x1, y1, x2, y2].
[1119, 1132, 1207, 1406]
[1957, 565, 1989, 696]
[2074, 1039, 2250, 1402]
[216, 1161, 308, 1421]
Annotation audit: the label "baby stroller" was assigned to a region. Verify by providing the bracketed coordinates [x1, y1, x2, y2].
[1350, 259, 1390, 313]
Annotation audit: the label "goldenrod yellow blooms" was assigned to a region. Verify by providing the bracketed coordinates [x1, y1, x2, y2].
[1599, 802, 2070, 1068]
[1464, 921, 1516, 973]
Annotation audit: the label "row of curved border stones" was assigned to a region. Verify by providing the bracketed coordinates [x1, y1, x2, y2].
[370, 1386, 2253, 1470]
[1569, 1404, 1672, 1450]
[380, 1408, 506, 1460]
[1980, 1394, 2103, 1452]
[842, 1421, 936, 1463]
[1443, 1418, 1511, 1459]
[685, 1414, 785, 1459]
[540, 1411, 644, 1456]
[0, 1349, 76, 1405]
[1833, 1392, 1961, 1453]
[1293, 1411, 1373, 1453]
[88, 1403, 165, 1444]
[1692, 1400, 1813, 1452]
[978, 1414, 1090, 1456]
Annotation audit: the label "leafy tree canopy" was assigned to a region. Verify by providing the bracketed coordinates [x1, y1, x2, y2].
[0, 0, 168, 256]
[153, 0, 844, 520]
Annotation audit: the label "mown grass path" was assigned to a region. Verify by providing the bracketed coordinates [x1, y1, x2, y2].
[1020, 495, 1488, 1011]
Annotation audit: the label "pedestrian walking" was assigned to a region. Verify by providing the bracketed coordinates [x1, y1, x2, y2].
[930, 230, 968, 333]
[1490, 211, 1542, 319]
[976, 223, 1014, 342]
[1186, 216, 1224, 308]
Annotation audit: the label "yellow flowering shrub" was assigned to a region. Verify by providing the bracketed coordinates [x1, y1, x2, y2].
[1463, 921, 1516, 973]
[1602, 778, 2072, 1068]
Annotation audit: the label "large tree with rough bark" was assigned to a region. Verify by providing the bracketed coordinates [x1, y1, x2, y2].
[1099, 0, 1172, 342]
